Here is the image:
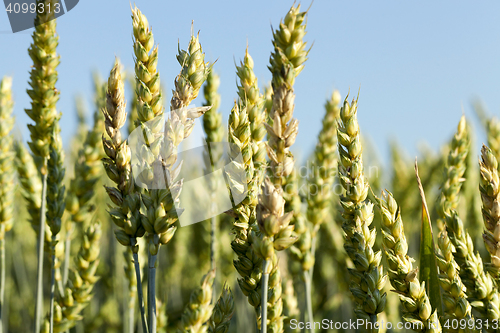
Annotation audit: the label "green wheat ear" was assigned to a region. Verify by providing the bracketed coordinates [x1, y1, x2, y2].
[0, 77, 15, 237]
[208, 284, 235, 333]
[337, 96, 387, 324]
[178, 270, 216, 332]
[378, 191, 442, 332]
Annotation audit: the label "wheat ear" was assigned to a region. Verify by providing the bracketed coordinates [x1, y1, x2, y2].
[101, 59, 147, 333]
[293, 91, 341, 271]
[227, 100, 263, 309]
[253, 5, 309, 332]
[484, 117, 500, 162]
[0, 77, 15, 332]
[45, 120, 65, 333]
[25, 1, 62, 329]
[444, 210, 500, 329]
[178, 270, 216, 333]
[377, 191, 441, 332]
[41, 220, 101, 333]
[202, 70, 224, 300]
[64, 79, 105, 290]
[208, 284, 235, 333]
[236, 48, 266, 172]
[437, 115, 469, 230]
[479, 145, 500, 276]
[337, 96, 387, 328]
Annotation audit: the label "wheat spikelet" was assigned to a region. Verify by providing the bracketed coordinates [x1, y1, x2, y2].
[378, 191, 441, 332]
[337, 96, 387, 323]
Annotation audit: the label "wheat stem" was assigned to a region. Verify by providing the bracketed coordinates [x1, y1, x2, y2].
[35, 169, 47, 333]
[261, 259, 271, 333]
[49, 235, 56, 333]
[0, 230, 4, 333]
[148, 235, 158, 333]
[130, 238, 148, 333]
[303, 271, 314, 333]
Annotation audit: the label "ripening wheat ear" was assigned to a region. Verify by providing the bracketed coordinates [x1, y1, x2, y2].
[437, 115, 469, 231]
[25, 1, 62, 329]
[252, 4, 309, 332]
[337, 96, 387, 327]
[101, 58, 148, 333]
[208, 284, 235, 333]
[444, 210, 500, 328]
[431, 116, 473, 327]
[236, 48, 266, 173]
[41, 220, 102, 333]
[201, 70, 224, 293]
[377, 191, 441, 332]
[479, 145, 500, 276]
[0, 76, 15, 332]
[45, 120, 66, 332]
[292, 91, 340, 271]
[64, 79, 105, 292]
[178, 270, 216, 333]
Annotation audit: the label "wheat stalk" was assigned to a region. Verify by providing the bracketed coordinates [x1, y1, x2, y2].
[337, 96, 387, 329]
[0, 76, 15, 333]
[377, 191, 441, 332]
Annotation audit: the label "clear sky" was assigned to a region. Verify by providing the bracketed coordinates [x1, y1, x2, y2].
[1, 0, 499, 169]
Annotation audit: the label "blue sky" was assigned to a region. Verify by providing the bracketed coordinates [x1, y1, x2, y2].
[1, 0, 499, 169]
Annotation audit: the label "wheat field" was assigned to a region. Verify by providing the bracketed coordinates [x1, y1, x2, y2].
[1, 1, 500, 333]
